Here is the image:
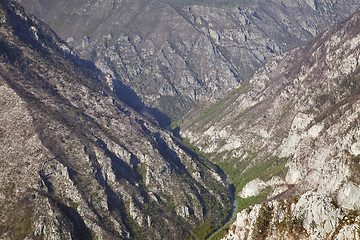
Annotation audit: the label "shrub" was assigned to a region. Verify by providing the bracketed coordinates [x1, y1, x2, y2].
[253, 203, 273, 239]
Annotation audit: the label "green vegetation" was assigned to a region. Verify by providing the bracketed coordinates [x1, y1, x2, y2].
[157, 95, 196, 121]
[122, 205, 146, 240]
[205, 190, 270, 240]
[68, 198, 79, 210]
[90, 230, 98, 240]
[207, 222, 232, 240]
[339, 67, 360, 95]
[279, 101, 293, 120]
[181, 138, 212, 160]
[314, 93, 335, 108]
[334, 208, 360, 236]
[237, 188, 270, 212]
[179, 137, 290, 239]
[207, 151, 288, 239]
[178, 138, 290, 239]
[230, 106, 252, 126]
[0, 2, 236, 239]
[311, 66, 360, 128]
[15, 208, 33, 240]
[177, 138, 233, 239]
[271, 200, 305, 237]
[278, 214, 305, 235]
[217, 152, 288, 193]
[135, 163, 147, 183]
[194, 222, 218, 240]
[253, 203, 273, 239]
[193, 196, 232, 239]
[184, 81, 250, 131]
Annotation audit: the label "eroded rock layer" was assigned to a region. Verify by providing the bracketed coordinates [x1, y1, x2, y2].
[0, 1, 230, 239]
[17, 0, 360, 118]
[181, 8, 360, 240]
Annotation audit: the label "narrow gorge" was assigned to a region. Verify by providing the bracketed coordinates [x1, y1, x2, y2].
[2, 0, 360, 239]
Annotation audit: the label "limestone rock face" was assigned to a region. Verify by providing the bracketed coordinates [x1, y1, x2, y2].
[17, 0, 360, 118]
[0, 1, 230, 239]
[239, 177, 286, 198]
[223, 192, 360, 240]
[182, 5, 360, 197]
[181, 7, 360, 239]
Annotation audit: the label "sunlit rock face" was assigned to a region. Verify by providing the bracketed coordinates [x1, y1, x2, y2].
[223, 192, 360, 240]
[181, 7, 360, 240]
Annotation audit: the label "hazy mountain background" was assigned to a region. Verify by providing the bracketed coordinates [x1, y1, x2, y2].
[17, 0, 360, 123]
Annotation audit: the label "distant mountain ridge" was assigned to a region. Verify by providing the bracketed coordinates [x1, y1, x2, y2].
[0, 1, 230, 239]
[17, 0, 360, 120]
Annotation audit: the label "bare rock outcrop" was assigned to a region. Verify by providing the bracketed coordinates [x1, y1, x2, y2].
[223, 192, 360, 240]
[181, 7, 360, 239]
[17, 0, 360, 118]
[0, 1, 230, 239]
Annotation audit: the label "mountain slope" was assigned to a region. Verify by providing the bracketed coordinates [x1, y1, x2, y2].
[0, 1, 230, 239]
[180, 9, 360, 238]
[17, 0, 360, 119]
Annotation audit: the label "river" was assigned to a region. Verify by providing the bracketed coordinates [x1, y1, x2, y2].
[207, 175, 238, 240]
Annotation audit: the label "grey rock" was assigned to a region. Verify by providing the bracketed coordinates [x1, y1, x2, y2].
[223, 192, 359, 240]
[17, 0, 360, 118]
[181, 7, 360, 237]
[0, 1, 230, 239]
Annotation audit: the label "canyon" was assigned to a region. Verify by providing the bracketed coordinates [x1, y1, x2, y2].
[2, 0, 360, 239]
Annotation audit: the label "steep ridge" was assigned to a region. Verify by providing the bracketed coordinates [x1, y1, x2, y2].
[16, 0, 360, 119]
[0, 1, 230, 239]
[223, 191, 360, 239]
[180, 9, 360, 239]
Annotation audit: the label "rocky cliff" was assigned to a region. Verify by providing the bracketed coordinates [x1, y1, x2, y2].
[0, 1, 230, 239]
[180, 8, 360, 239]
[223, 192, 360, 240]
[16, 0, 360, 119]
